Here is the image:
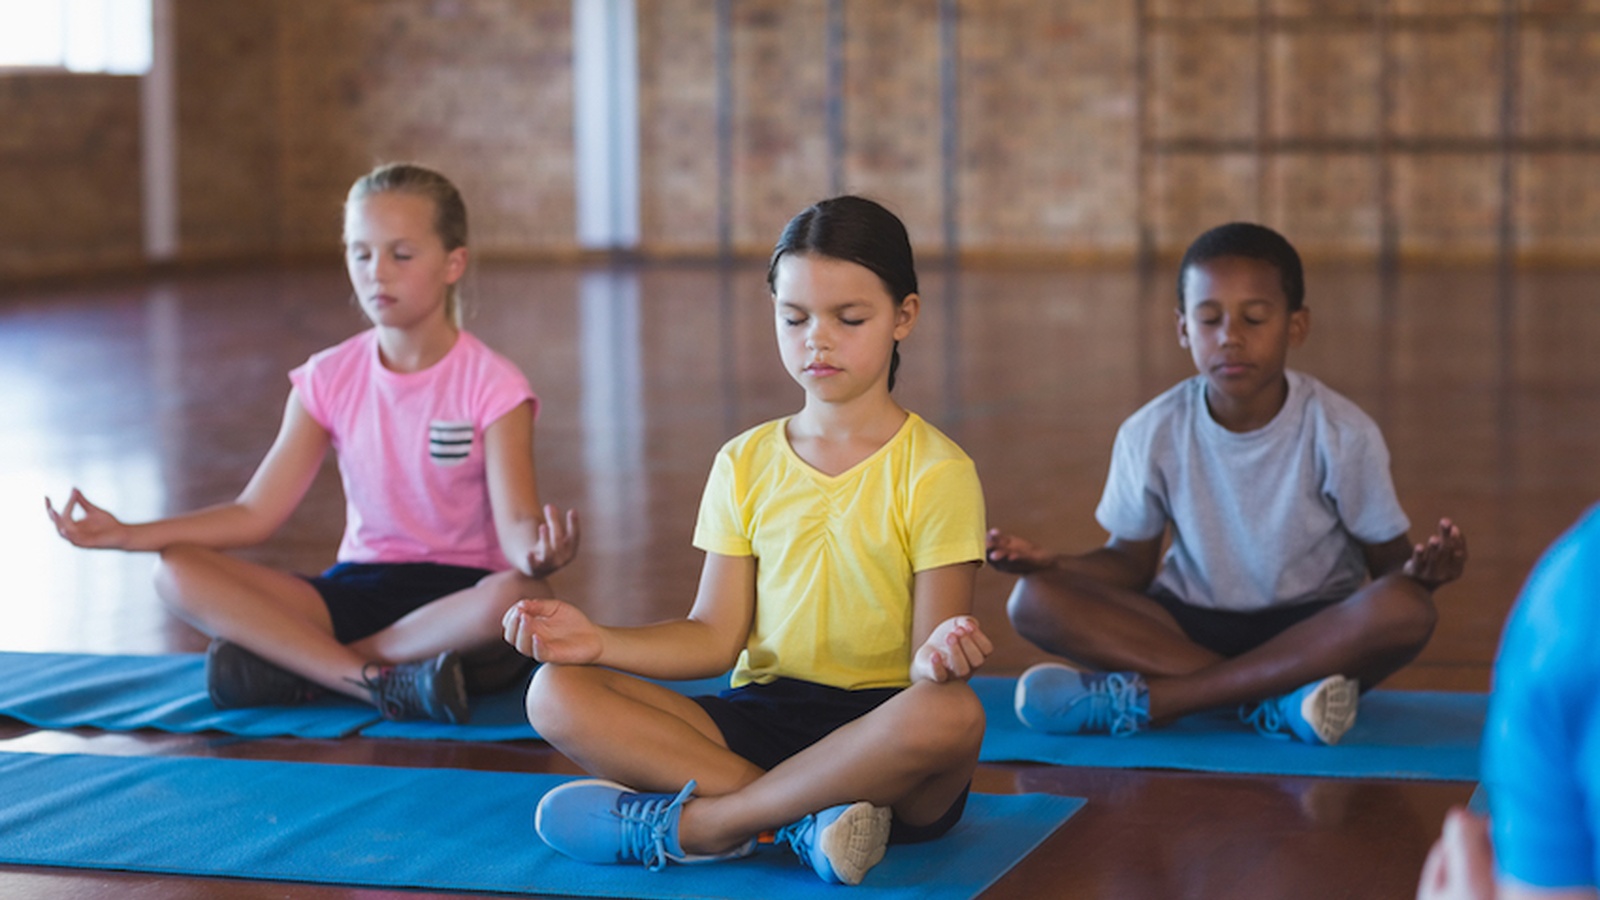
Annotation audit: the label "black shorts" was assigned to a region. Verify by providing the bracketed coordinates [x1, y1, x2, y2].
[1150, 590, 1342, 658]
[303, 562, 491, 644]
[692, 678, 969, 844]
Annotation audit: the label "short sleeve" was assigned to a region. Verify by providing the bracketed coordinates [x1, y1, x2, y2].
[471, 339, 539, 429]
[1095, 423, 1168, 542]
[287, 359, 330, 431]
[692, 449, 751, 558]
[1320, 407, 1410, 544]
[907, 459, 986, 572]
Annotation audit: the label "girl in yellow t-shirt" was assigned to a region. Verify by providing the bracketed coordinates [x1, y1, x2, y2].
[502, 196, 991, 886]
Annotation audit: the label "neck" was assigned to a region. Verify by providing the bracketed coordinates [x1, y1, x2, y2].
[792, 391, 908, 442]
[1205, 373, 1289, 433]
[376, 318, 459, 373]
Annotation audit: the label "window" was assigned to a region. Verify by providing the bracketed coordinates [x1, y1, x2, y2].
[0, 0, 151, 74]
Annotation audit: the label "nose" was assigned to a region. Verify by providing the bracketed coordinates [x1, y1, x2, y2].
[1220, 315, 1244, 346]
[805, 319, 832, 351]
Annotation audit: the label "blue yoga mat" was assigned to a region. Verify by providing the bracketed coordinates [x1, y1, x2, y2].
[0, 653, 1484, 779]
[0, 751, 1083, 899]
[973, 676, 1485, 781]
[0, 651, 380, 739]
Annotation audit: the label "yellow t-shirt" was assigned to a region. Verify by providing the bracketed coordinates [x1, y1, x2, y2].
[692, 412, 986, 691]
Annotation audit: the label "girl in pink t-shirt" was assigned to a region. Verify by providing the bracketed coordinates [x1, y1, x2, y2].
[46, 163, 577, 723]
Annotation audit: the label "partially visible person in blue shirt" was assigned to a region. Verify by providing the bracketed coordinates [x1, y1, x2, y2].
[1419, 504, 1600, 900]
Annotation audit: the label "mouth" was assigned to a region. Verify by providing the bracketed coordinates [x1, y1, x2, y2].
[1213, 361, 1252, 377]
[804, 362, 842, 377]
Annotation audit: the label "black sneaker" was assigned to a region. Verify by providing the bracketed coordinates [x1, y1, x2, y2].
[460, 641, 535, 694]
[359, 651, 470, 724]
[205, 638, 324, 709]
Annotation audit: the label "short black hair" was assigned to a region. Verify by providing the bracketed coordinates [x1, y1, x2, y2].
[1176, 222, 1305, 312]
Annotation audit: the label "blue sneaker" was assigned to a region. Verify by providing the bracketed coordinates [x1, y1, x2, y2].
[1014, 663, 1150, 736]
[1240, 675, 1359, 745]
[533, 779, 754, 871]
[774, 801, 891, 885]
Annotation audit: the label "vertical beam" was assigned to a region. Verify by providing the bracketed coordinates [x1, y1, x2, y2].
[715, 0, 734, 258]
[1134, 0, 1153, 269]
[826, 0, 845, 196]
[1376, 0, 1397, 271]
[140, 0, 177, 262]
[938, 0, 959, 255]
[573, 0, 640, 250]
[1254, 0, 1269, 221]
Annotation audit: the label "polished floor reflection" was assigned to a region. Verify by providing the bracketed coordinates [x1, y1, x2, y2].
[3, 259, 1597, 898]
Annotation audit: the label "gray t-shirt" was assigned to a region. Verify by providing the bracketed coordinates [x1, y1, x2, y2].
[1096, 370, 1410, 612]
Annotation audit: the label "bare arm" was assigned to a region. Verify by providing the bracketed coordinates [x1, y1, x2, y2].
[483, 402, 578, 577]
[1366, 519, 1468, 590]
[502, 550, 756, 681]
[909, 561, 992, 683]
[46, 391, 329, 552]
[988, 528, 1162, 592]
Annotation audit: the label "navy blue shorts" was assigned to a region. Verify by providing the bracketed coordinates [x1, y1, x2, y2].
[1150, 590, 1342, 658]
[303, 562, 491, 645]
[692, 678, 969, 844]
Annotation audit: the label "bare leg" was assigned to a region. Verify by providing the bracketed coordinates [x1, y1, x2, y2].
[1006, 568, 1438, 725]
[1148, 574, 1437, 723]
[527, 666, 984, 855]
[156, 546, 544, 702]
[1007, 568, 1223, 676]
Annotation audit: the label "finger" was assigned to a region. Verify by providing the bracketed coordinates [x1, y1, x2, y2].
[928, 651, 950, 683]
[542, 504, 565, 543]
[565, 507, 580, 539]
[947, 634, 980, 674]
[70, 489, 99, 516]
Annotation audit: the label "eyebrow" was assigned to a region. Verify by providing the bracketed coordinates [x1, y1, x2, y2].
[778, 299, 871, 313]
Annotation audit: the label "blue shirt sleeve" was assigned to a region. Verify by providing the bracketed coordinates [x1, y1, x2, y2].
[1484, 505, 1600, 889]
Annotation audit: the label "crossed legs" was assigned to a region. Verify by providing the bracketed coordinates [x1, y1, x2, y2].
[1007, 567, 1437, 724]
[153, 544, 539, 701]
[525, 664, 984, 856]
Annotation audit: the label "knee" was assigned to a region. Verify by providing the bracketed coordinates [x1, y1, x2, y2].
[523, 663, 591, 741]
[1363, 576, 1440, 650]
[1388, 581, 1439, 648]
[151, 544, 207, 615]
[899, 681, 986, 764]
[477, 569, 549, 623]
[1006, 575, 1075, 646]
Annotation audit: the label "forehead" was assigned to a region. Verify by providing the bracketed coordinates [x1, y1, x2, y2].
[772, 253, 892, 306]
[344, 191, 438, 240]
[1181, 255, 1286, 310]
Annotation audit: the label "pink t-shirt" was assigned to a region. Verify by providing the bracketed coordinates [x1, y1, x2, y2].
[289, 329, 538, 570]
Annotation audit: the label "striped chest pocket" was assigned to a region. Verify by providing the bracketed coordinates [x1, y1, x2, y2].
[428, 420, 475, 467]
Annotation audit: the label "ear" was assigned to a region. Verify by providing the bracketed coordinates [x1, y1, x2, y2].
[1288, 306, 1310, 348]
[1174, 306, 1191, 349]
[893, 292, 921, 342]
[444, 246, 470, 285]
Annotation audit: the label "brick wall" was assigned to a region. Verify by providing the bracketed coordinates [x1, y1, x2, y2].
[0, 74, 142, 281]
[7, 0, 1600, 281]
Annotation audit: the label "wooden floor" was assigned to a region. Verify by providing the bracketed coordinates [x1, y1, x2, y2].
[2, 259, 1597, 898]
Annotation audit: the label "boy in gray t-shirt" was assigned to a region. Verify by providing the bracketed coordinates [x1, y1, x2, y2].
[988, 222, 1467, 745]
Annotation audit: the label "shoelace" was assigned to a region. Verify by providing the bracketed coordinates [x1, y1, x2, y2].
[772, 814, 817, 871]
[1075, 672, 1147, 737]
[357, 663, 424, 720]
[1239, 698, 1286, 737]
[614, 781, 697, 872]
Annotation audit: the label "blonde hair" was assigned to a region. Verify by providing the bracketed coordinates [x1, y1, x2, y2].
[345, 163, 470, 325]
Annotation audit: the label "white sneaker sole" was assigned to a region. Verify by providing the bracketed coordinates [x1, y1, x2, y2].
[1301, 675, 1359, 745]
[816, 801, 891, 885]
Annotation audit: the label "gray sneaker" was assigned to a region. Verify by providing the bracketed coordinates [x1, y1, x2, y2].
[358, 651, 470, 723]
[204, 638, 323, 709]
